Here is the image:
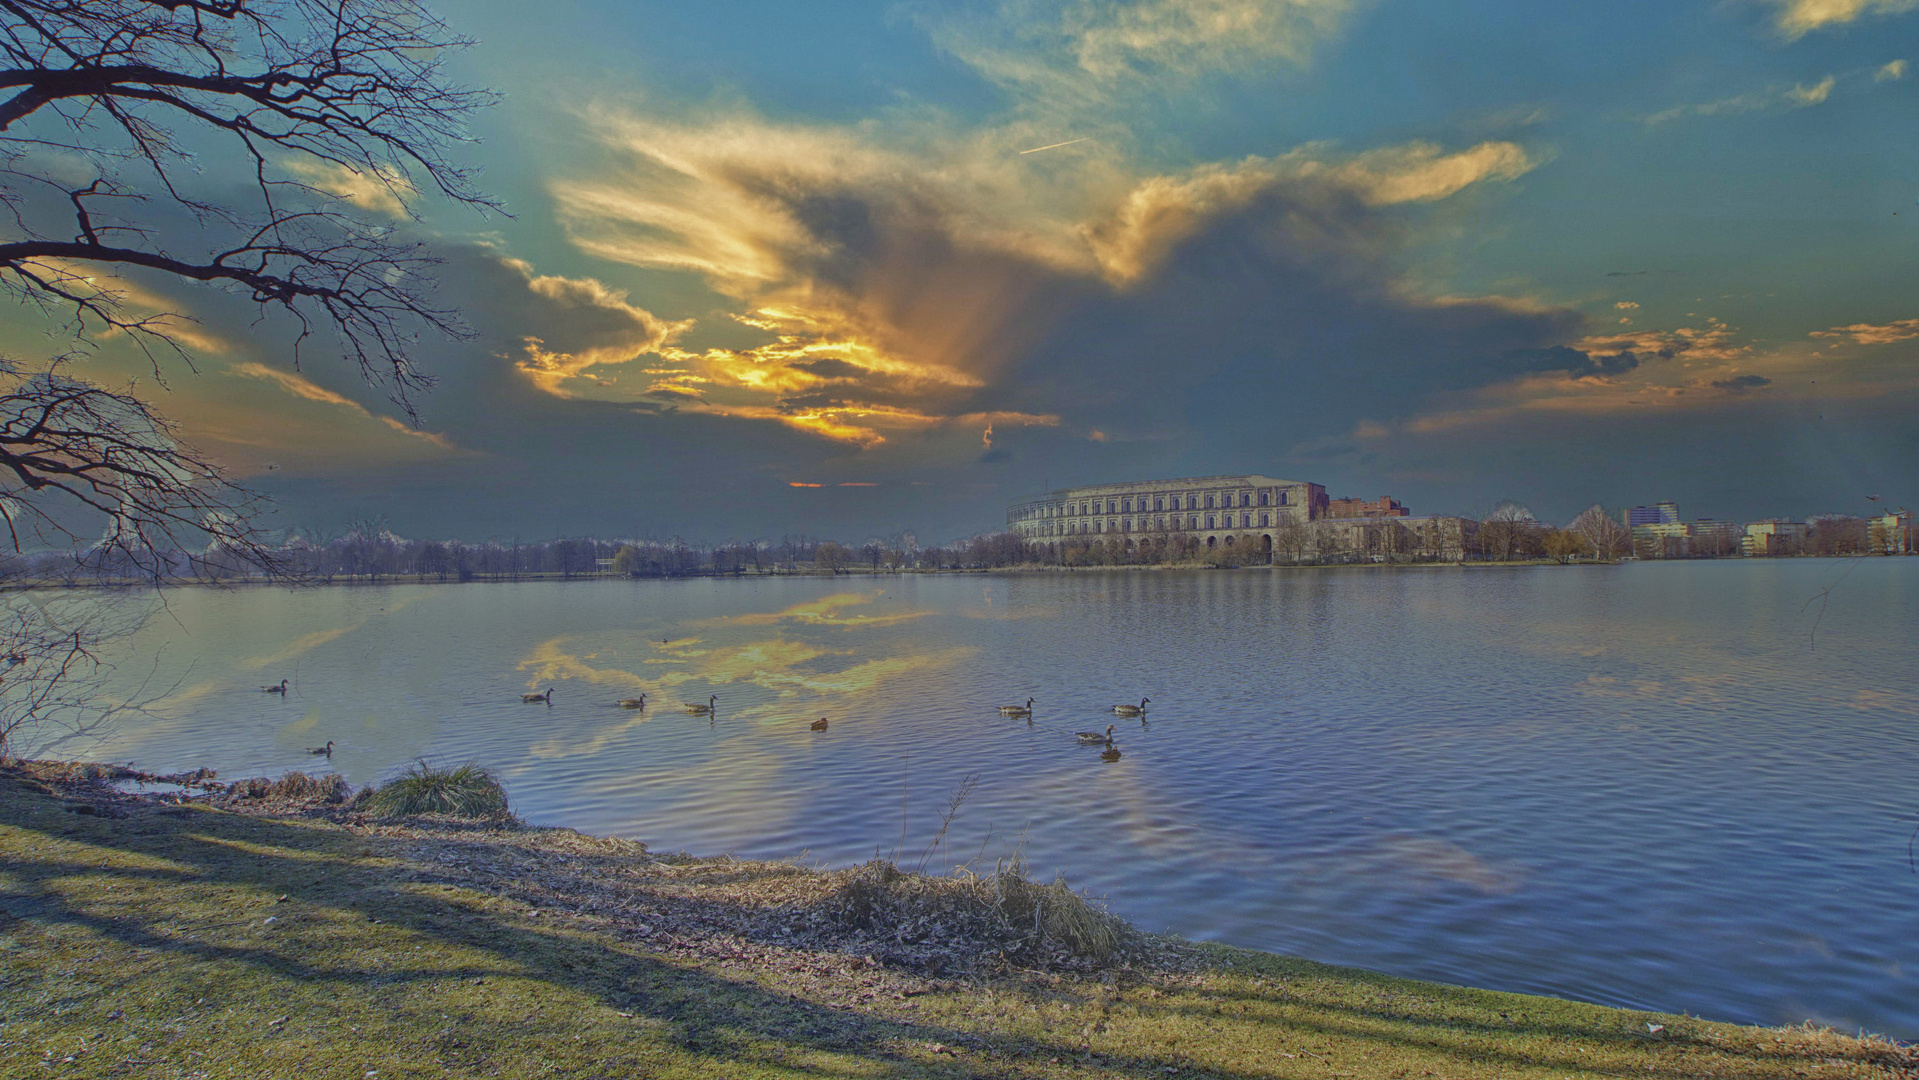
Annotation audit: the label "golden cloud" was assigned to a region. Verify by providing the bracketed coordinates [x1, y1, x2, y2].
[1810, 317, 1919, 344]
[280, 158, 413, 218]
[549, 100, 1542, 457]
[230, 362, 464, 452]
[1758, 0, 1919, 38]
[1085, 141, 1534, 282]
[1645, 75, 1838, 123]
[926, 0, 1358, 115]
[498, 260, 688, 395]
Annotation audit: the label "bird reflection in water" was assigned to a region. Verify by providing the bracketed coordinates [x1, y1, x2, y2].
[1100, 745, 1122, 763]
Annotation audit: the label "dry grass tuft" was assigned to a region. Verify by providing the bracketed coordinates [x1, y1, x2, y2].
[224, 772, 351, 804]
[367, 761, 509, 819]
[827, 854, 1129, 968]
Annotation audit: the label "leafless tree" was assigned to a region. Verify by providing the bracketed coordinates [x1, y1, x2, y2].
[1478, 501, 1543, 562]
[2, 0, 498, 406]
[1569, 504, 1630, 561]
[0, 0, 493, 753]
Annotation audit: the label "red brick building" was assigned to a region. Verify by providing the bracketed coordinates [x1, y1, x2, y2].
[1324, 495, 1409, 519]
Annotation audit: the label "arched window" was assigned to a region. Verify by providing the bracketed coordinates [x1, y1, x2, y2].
[1121, 499, 1131, 513]
[1260, 512, 1270, 526]
[1206, 515, 1216, 529]
[1205, 495, 1215, 509]
[1278, 491, 1288, 506]
[1259, 491, 1269, 506]
[1189, 515, 1199, 529]
[1154, 497, 1163, 511]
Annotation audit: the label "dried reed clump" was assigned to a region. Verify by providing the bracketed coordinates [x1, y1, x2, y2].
[225, 772, 351, 804]
[826, 854, 1129, 969]
[22, 760, 119, 782]
[367, 761, 509, 819]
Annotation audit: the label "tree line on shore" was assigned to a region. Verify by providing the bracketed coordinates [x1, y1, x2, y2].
[10, 501, 1902, 587]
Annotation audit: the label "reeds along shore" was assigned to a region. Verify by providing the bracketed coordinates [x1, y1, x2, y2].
[5, 758, 1917, 1080]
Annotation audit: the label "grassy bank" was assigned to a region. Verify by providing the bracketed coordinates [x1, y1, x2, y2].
[2, 766, 1911, 1080]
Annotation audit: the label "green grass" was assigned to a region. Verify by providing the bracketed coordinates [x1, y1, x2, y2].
[366, 761, 509, 818]
[1, 769, 1911, 1080]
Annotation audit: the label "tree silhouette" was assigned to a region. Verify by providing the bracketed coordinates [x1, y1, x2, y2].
[0, 0, 493, 753]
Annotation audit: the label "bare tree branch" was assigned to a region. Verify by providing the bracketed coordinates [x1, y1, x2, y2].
[1, 0, 499, 411]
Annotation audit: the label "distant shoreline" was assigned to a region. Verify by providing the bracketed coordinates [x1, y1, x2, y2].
[13, 553, 1913, 589]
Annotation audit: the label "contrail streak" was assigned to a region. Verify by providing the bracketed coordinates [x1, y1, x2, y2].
[1018, 137, 1092, 155]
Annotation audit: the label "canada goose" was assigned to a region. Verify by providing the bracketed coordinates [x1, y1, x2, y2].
[1076, 724, 1117, 745]
[1112, 697, 1150, 716]
[306, 741, 333, 756]
[685, 695, 717, 715]
[618, 695, 646, 709]
[522, 688, 553, 704]
[998, 697, 1034, 715]
[809, 717, 828, 731]
[263, 679, 289, 694]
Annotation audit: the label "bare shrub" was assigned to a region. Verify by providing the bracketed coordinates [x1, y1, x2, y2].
[827, 854, 1129, 968]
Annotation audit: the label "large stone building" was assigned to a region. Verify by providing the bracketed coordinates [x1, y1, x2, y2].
[1006, 474, 1327, 555]
[1006, 474, 1482, 563]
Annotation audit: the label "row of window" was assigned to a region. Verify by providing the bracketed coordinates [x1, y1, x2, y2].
[1024, 512, 1278, 536]
[1011, 489, 1291, 522]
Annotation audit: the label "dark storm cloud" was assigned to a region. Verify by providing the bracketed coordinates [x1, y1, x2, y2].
[993, 179, 1589, 457]
[1712, 374, 1773, 391]
[1503, 345, 1648, 379]
[790, 357, 868, 380]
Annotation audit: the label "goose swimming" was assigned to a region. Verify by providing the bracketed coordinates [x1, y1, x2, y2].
[618, 695, 647, 709]
[522, 688, 553, 704]
[998, 697, 1034, 716]
[685, 695, 717, 715]
[1112, 697, 1150, 716]
[306, 741, 333, 756]
[1076, 724, 1117, 745]
[262, 679, 289, 694]
[809, 717, 828, 731]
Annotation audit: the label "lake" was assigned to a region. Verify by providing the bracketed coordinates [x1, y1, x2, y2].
[63, 560, 1919, 1037]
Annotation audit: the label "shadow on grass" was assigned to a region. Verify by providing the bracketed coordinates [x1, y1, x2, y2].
[1, 774, 1896, 1080]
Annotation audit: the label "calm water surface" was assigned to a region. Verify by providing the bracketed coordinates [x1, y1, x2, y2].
[76, 561, 1919, 1036]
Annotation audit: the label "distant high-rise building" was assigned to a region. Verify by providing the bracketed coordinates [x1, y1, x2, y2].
[1625, 501, 1679, 528]
[1868, 511, 1914, 555]
[1743, 519, 1808, 557]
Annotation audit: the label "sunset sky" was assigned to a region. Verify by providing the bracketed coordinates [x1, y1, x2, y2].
[22, 0, 1919, 542]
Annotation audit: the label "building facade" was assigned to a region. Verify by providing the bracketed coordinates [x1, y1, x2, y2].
[1006, 474, 1328, 554]
[1869, 510, 1914, 555]
[1742, 519, 1808, 557]
[1298, 515, 1479, 562]
[1626, 502, 1680, 528]
[1324, 495, 1409, 519]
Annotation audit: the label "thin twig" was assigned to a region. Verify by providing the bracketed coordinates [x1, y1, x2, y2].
[1799, 558, 1862, 652]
